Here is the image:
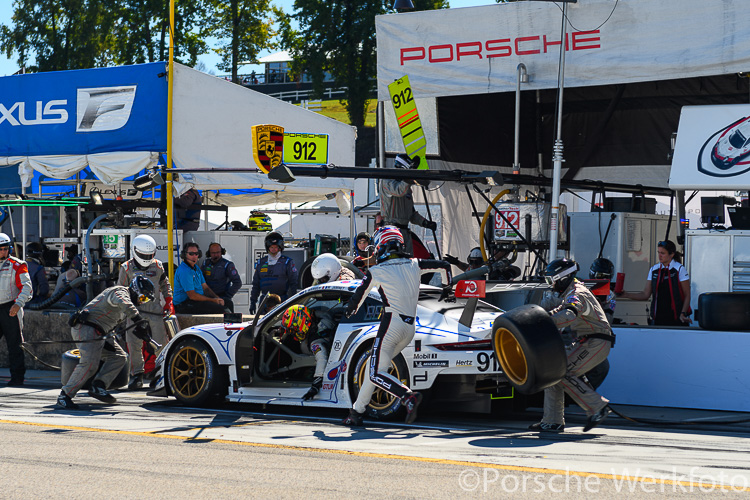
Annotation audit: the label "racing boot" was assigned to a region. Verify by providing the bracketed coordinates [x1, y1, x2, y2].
[342, 409, 364, 427]
[127, 373, 144, 391]
[88, 380, 117, 404]
[402, 391, 423, 425]
[56, 390, 80, 410]
[583, 405, 611, 432]
[528, 421, 565, 433]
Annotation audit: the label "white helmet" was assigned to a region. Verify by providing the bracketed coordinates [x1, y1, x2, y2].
[132, 234, 157, 268]
[311, 253, 342, 283]
[0, 233, 10, 259]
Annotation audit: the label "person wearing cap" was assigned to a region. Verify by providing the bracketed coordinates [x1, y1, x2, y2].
[25, 241, 49, 305]
[379, 153, 437, 256]
[0, 233, 32, 387]
[249, 231, 298, 315]
[116, 235, 174, 390]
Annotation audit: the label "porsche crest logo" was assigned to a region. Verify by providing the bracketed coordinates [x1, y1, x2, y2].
[252, 124, 284, 173]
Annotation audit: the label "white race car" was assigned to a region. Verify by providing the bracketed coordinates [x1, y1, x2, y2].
[148, 280, 523, 420]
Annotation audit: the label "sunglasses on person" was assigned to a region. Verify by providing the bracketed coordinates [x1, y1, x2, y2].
[187, 251, 200, 256]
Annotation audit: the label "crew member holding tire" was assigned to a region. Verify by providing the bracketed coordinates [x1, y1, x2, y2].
[0, 233, 33, 387]
[249, 232, 298, 315]
[280, 304, 337, 401]
[341, 226, 452, 426]
[379, 153, 437, 256]
[56, 276, 156, 410]
[618, 239, 691, 326]
[117, 235, 173, 390]
[530, 258, 614, 433]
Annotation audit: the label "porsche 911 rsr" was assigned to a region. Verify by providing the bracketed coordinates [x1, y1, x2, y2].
[148, 281, 519, 420]
[711, 115, 750, 169]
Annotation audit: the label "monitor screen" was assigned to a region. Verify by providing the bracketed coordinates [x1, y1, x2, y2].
[701, 197, 725, 226]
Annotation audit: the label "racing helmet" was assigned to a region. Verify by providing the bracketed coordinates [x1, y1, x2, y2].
[544, 258, 580, 293]
[467, 247, 483, 268]
[355, 232, 371, 245]
[394, 153, 420, 169]
[373, 225, 406, 263]
[281, 304, 313, 342]
[131, 235, 157, 268]
[129, 275, 155, 305]
[264, 231, 284, 252]
[589, 257, 615, 281]
[311, 253, 342, 283]
[0, 233, 11, 251]
[247, 211, 272, 232]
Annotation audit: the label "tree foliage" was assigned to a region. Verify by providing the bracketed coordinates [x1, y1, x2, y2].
[281, 0, 447, 131]
[205, 0, 280, 83]
[0, 0, 210, 72]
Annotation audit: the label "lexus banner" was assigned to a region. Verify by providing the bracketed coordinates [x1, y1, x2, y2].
[376, 0, 750, 101]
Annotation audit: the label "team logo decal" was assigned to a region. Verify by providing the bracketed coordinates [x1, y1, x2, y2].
[252, 124, 284, 174]
[698, 116, 750, 177]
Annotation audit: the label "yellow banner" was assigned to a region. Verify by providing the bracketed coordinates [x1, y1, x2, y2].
[388, 75, 427, 169]
[283, 133, 329, 165]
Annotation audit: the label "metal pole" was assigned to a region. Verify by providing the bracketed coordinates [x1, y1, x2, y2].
[21, 186, 26, 259]
[350, 190, 355, 255]
[514, 63, 528, 175]
[377, 101, 386, 169]
[549, 3, 568, 259]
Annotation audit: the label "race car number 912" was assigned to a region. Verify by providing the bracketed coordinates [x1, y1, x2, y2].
[476, 351, 501, 372]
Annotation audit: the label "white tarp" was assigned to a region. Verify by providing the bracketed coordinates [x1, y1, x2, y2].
[376, 0, 750, 101]
[170, 64, 356, 200]
[670, 104, 750, 190]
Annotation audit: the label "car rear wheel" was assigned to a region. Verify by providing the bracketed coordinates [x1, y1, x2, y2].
[492, 304, 566, 394]
[167, 338, 221, 406]
[350, 348, 409, 420]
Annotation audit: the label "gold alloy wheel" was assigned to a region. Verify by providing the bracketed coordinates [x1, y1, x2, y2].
[355, 356, 403, 411]
[494, 327, 529, 386]
[169, 345, 208, 399]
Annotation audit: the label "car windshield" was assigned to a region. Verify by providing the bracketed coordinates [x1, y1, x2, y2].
[728, 128, 748, 149]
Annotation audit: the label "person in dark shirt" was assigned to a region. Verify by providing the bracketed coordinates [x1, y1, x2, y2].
[201, 243, 242, 313]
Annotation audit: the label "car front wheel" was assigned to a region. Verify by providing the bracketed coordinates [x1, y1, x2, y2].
[167, 338, 220, 406]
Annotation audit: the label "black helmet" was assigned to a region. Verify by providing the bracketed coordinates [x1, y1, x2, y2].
[394, 153, 420, 169]
[264, 231, 284, 252]
[589, 258, 615, 281]
[544, 258, 579, 292]
[26, 241, 44, 261]
[355, 232, 371, 245]
[129, 275, 155, 305]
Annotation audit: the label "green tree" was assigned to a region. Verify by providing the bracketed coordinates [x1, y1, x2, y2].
[281, 0, 447, 131]
[206, 0, 280, 83]
[0, 0, 210, 72]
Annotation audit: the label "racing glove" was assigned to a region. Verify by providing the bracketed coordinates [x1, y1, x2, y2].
[438, 286, 456, 303]
[352, 257, 366, 268]
[133, 323, 152, 342]
[302, 376, 323, 401]
[163, 296, 175, 316]
[444, 254, 461, 267]
[249, 302, 257, 315]
[423, 220, 437, 231]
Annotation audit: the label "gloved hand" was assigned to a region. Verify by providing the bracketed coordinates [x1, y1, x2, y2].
[444, 254, 461, 266]
[438, 286, 456, 303]
[423, 220, 437, 231]
[163, 296, 175, 316]
[415, 178, 431, 188]
[345, 302, 356, 318]
[133, 323, 152, 342]
[352, 257, 366, 268]
[144, 339, 161, 356]
[249, 302, 257, 315]
[302, 376, 323, 401]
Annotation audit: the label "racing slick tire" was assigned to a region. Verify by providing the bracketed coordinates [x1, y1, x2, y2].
[698, 292, 750, 331]
[60, 349, 129, 390]
[166, 338, 224, 407]
[491, 304, 566, 395]
[350, 348, 409, 420]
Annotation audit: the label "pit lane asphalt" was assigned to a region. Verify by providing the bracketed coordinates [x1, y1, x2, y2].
[2, 370, 750, 498]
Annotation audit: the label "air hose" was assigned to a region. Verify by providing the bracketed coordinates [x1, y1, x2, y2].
[25, 274, 109, 311]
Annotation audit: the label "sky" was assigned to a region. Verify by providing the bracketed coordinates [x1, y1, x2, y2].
[0, 0, 497, 77]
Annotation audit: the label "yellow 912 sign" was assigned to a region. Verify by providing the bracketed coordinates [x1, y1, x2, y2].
[388, 75, 427, 169]
[283, 133, 329, 165]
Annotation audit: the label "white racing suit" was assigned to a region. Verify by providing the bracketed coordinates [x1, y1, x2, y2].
[0, 256, 33, 383]
[543, 279, 614, 425]
[346, 257, 451, 414]
[62, 286, 141, 397]
[117, 259, 172, 376]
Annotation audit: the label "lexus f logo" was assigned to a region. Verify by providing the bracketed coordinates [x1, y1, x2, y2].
[76, 86, 136, 132]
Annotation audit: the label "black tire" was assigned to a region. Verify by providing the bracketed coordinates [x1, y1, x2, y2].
[298, 256, 318, 289]
[349, 347, 409, 420]
[60, 349, 129, 390]
[698, 292, 750, 331]
[166, 338, 222, 406]
[491, 304, 566, 395]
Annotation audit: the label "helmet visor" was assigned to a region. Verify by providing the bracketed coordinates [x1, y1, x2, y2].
[134, 249, 155, 263]
[544, 275, 555, 286]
